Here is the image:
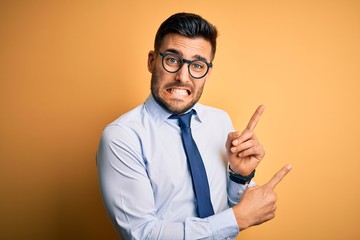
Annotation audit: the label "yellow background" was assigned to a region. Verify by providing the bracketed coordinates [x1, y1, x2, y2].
[1, 1, 359, 239]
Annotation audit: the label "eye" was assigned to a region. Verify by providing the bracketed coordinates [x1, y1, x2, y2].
[193, 63, 203, 69]
[191, 61, 206, 71]
[164, 54, 181, 66]
[167, 57, 178, 64]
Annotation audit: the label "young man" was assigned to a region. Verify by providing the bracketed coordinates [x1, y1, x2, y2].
[97, 12, 291, 239]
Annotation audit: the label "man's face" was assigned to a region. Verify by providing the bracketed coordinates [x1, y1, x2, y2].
[148, 33, 213, 114]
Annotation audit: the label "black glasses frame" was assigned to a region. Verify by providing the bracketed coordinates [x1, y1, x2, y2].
[156, 50, 212, 79]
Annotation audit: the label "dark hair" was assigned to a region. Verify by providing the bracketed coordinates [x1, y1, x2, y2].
[154, 12, 218, 60]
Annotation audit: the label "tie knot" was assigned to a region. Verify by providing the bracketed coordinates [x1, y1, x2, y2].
[170, 109, 195, 129]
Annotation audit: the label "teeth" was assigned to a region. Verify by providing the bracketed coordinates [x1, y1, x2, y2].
[171, 89, 188, 96]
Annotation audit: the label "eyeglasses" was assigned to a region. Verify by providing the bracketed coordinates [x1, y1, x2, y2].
[155, 50, 212, 79]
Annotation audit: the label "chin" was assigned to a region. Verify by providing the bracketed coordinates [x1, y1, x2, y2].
[160, 98, 194, 114]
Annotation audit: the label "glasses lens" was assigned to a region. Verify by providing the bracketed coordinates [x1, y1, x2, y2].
[189, 61, 208, 78]
[163, 54, 182, 73]
[160, 52, 210, 79]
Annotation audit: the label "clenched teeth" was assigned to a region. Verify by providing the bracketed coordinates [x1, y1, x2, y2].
[170, 88, 189, 96]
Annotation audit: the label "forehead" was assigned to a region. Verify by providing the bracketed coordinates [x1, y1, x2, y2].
[160, 33, 212, 61]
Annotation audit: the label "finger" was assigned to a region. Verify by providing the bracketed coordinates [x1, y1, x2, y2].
[227, 131, 242, 147]
[245, 105, 265, 131]
[231, 139, 256, 153]
[265, 164, 292, 190]
[232, 130, 258, 147]
[230, 131, 241, 140]
[237, 144, 264, 159]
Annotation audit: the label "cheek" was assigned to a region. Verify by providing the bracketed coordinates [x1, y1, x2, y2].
[151, 70, 169, 92]
[156, 68, 173, 84]
[195, 80, 206, 91]
[152, 62, 163, 76]
[193, 81, 206, 98]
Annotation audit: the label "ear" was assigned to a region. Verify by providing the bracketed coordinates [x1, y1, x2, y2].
[147, 50, 156, 73]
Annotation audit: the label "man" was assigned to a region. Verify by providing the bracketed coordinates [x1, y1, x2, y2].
[97, 12, 291, 239]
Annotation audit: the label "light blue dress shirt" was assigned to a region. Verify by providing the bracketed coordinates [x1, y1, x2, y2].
[97, 94, 253, 239]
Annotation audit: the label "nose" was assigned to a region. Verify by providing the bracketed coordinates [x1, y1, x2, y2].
[175, 63, 190, 83]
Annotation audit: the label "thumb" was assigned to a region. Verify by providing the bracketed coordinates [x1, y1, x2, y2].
[265, 164, 292, 190]
[226, 131, 241, 149]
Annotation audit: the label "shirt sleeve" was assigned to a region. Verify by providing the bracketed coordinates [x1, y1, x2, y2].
[227, 178, 256, 207]
[222, 111, 257, 207]
[97, 124, 240, 240]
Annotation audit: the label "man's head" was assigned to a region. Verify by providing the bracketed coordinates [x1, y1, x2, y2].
[154, 12, 218, 61]
[148, 13, 218, 114]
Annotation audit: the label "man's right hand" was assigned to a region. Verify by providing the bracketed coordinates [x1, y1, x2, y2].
[232, 164, 292, 230]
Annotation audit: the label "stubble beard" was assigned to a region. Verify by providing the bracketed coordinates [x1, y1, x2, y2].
[150, 72, 204, 115]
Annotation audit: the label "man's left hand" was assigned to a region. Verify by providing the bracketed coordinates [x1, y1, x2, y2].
[226, 105, 266, 176]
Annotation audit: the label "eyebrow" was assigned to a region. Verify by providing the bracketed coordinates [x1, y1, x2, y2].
[164, 48, 210, 63]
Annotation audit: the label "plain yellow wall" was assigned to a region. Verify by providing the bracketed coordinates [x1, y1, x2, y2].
[1, 1, 359, 239]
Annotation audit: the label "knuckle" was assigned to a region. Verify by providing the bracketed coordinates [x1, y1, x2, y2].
[272, 192, 278, 202]
[247, 129, 254, 136]
[267, 192, 277, 203]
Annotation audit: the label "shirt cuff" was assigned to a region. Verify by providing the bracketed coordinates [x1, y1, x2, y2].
[228, 180, 256, 206]
[208, 208, 239, 239]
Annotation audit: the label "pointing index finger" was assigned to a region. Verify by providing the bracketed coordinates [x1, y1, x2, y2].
[246, 105, 265, 131]
[265, 164, 292, 190]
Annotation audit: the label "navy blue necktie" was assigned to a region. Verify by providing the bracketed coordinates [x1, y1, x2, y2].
[171, 110, 214, 218]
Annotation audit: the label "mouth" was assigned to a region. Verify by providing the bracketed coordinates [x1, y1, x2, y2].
[166, 88, 191, 97]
